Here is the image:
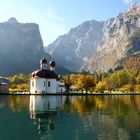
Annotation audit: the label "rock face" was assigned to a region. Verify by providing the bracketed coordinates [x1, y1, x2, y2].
[0, 18, 70, 76]
[45, 20, 103, 72]
[46, 3, 140, 73]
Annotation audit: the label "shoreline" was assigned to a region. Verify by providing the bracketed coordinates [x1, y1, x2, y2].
[0, 93, 140, 96]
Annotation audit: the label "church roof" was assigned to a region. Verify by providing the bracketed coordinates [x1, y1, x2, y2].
[32, 69, 58, 79]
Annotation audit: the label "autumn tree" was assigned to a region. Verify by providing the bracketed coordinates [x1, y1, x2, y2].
[9, 73, 29, 85]
[116, 70, 130, 87]
[122, 84, 135, 93]
[136, 73, 140, 84]
[104, 77, 115, 93]
[76, 74, 95, 94]
[63, 75, 73, 93]
[135, 84, 140, 93]
[9, 73, 30, 91]
[127, 69, 138, 85]
[17, 83, 29, 91]
[95, 81, 106, 93]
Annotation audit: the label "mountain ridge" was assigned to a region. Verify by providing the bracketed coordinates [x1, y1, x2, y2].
[45, 3, 140, 73]
[45, 20, 103, 72]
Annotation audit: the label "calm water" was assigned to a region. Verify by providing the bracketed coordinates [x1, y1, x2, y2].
[0, 95, 140, 140]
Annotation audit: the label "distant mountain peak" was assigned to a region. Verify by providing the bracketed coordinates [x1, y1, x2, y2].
[126, 2, 140, 13]
[128, 2, 139, 9]
[8, 17, 18, 23]
[0, 19, 70, 76]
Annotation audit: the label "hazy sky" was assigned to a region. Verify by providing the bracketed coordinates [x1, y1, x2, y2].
[0, 0, 140, 46]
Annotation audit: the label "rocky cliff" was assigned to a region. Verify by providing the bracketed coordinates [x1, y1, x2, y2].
[45, 20, 103, 72]
[0, 18, 70, 76]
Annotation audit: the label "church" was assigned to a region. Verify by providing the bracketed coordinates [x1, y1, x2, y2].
[30, 58, 65, 94]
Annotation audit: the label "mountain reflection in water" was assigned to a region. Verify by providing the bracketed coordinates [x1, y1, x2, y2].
[0, 95, 140, 140]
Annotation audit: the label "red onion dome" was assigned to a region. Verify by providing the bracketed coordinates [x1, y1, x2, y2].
[31, 69, 58, 79]
[40, 58, 47, 64]
[32, 71, 36, 77]
[49, 60, 55, 67]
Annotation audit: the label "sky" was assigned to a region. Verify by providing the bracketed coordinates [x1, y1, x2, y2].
[0, 0, 140, 46]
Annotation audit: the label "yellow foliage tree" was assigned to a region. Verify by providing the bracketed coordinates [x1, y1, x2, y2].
[76, 74, 95, 94]
[95, 81, 106, 93]
[122, 84, 135, 93]
[9, 73, 30, 91]
[16, 83, 29, 91]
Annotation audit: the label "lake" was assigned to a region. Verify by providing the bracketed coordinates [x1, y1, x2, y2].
[0, 95, 140, 140]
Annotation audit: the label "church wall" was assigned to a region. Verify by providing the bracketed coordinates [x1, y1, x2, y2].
[46, 79, 57, 93]
[30, 78, 58, 94]
[30, 78, 47, 94]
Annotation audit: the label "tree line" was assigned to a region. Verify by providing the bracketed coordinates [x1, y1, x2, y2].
[8, 73, 30, 92]
[6, 69, 140, 93]
[63, 69, 140, 94]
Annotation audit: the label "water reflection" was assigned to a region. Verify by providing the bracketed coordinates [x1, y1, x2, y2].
[0, 95, 140, 140]
[28, 95, 140, 140]
[29, 95, 66, 138]
[29, 96, 67, 118]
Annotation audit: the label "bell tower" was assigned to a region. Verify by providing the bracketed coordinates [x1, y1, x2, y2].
[40, 58, 47, 70]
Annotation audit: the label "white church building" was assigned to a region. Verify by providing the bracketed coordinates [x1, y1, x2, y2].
[30, 58, 65, 94]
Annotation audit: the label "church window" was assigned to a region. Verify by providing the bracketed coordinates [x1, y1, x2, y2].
[48, 81, 50, 87]
[32, 81, 34, 87]
[44, 81, 46, 87]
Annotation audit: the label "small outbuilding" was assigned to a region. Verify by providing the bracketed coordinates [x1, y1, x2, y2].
[0, 78, 10, 93]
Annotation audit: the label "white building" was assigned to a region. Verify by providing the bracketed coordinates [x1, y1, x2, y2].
[30, 58, 64, 94]
[69, 85, 77, 93]
[0, 78, 10, 93]
[57, 79, 66, 93]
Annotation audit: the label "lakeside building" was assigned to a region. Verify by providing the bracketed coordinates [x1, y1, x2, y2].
[0, 78, 10, 93]
[69, 85, 77, 93]
[30, 58, 66, 94]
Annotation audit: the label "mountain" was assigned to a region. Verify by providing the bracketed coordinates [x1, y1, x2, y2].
[45, 20, 103, 72]
[46, 3, 140, 73]
[81, 3, 140, 73]
[0, 18, 70, 76]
